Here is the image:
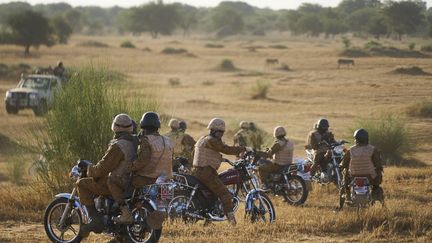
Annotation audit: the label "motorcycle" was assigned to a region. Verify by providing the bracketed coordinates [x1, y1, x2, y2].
[304, 140, 349, 189]
[43, 160, 161, 243]
[167, 151, 276, 223]
[339, 177, 385, 210]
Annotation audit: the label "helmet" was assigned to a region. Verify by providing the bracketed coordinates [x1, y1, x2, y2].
[111, 113, 133, 133]
[168, 118, 180, 129]
[207, 118, 225, 132]
[354, 128, 368, 144]
[179, 121, 187, 131]
[317, 118, 329, 129]
[273, 126, 286, 137]
[140, 112, 161, 128]
[57, 61, 63, 67]
[239, 121, 250, 129]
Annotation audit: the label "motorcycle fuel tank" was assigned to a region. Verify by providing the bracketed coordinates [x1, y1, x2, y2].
[219, 168, 241, 185]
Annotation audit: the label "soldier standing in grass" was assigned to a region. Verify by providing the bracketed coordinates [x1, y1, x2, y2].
[192, 118, 246, 225]
[178, 120, 196, 163]
[257, 126, 294, 189]
[249, 122, 263, 150]
[338, 129, 384, 209]
[76, 114, 137, 237]
[306, 118, 336, 176]
[53, 61, 65, 78]
[233, 121, 252, 147]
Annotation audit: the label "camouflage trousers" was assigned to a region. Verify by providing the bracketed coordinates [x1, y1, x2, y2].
[192, 166, 234, 215]
[258, 162, 283, 183]
[76, 177, 111, 206]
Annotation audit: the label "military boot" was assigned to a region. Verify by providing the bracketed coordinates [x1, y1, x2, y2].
[80, 205, 104, 237]
[226, 212, 237, 226]
[113, 205, 134, 225]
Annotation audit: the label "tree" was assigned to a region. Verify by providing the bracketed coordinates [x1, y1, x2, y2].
[1, 10, 54, 55]
[367, 14, 389, 39]
[338, 0, 381, 16]
[348, 8, 378, 34]
[211, 7, 244, 34]
[296, 14, 323, 37]
[51, 16, 73, 44]
[383, 1, 425, 40]
[174, 4, 198, 37]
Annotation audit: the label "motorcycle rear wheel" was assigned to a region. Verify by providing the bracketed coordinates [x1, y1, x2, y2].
[126, 202, 162, 243]
[43, 197, 83, 243]
[283, 175, 309, 206]
[246, 192, 276, 223]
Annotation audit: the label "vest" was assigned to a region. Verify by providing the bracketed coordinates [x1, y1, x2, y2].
[110, 138, 136, 177]
[273, 139, 294, 166]
[193, 136, 223, 170]
[349, 144, 377, 179]
[309, 131, 331, 153]
[140, 135, 173, 179]
[165, 130, 184, 155]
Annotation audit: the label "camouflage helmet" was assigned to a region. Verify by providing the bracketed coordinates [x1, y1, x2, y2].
[317, 118, 330, 129]
[57, 61, 63, 67]
[239, 121, 250, 129]
[179, 121, 187, 131]
[168, 118, 180, 129]
[111, 113, 133, 133]
[273, 126, 286, 138]
[207, 118, 225, 132]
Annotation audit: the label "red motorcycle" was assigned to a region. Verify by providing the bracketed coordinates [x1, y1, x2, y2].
[167, 151, 276, 223]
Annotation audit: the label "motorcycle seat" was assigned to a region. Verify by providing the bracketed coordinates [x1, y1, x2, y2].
[178, 173, 211, 191]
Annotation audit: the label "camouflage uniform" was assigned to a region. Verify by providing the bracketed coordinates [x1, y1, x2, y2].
[192, 135, 245, 215]
[249, 123, 263, 150]
[129, 131, 173, 188]
[258, 138, 294, 183]
[77, 133, 136, 206]
[233, 129, 252, 147]
[306, 130, 336, 174]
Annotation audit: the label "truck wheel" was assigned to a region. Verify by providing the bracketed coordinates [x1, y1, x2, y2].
[5, 103, 18, 114]
[34, 100, 47, 116]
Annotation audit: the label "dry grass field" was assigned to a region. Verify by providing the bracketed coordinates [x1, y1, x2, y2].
[0, 34, 431, 242]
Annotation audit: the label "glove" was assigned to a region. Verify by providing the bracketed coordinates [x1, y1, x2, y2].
[245, 147, 254, 152]
[77, 159, 91, 171]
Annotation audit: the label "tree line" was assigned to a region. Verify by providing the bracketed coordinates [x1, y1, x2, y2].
[0, 0, 431, 54]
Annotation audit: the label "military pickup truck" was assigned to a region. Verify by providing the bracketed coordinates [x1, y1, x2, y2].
[4, 74, 63, 116]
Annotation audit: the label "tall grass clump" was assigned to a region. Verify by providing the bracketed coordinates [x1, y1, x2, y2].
[30, 66, 158, 193]
[251, 80, 271, 99]
[349, 115, 410, 165]
[406, 101, 432, 118]
[120, 40, 135, 48]
[7, 153, 26, 185]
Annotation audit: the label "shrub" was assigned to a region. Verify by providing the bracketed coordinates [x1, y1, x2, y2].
[406, 101, 432, 118]
[268, 44, 288, 49]
[7, 153, 26, 185]
[277, 63, 291, 71]
[77, 40, 109, 48]
[162, 47, 187, 55]
[364, 41, 382, 50]
[340, 48, 370, 57]
[30, 66, 158, 193]
[168, 78, 180, 86]
[420, 44, 432, 52]
[120, 40, 135, 49]
[251, 80, 271, 99]
[202, 80, 214, 86]
[408, 42, 416, 51]
[142, 47, 152, 52]
[391, 66, 430, 76]
[219, 59, 236, 71]
[342, 37, 351, 49]
[205, 43, 224, 48]
[349, 115, 411, 165]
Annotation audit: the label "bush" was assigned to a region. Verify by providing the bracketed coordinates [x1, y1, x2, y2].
[7, 153, 26, 185]
[120, 40, 135, 49]
[364, 41, 382, 50]
[205, 43, 224, 48]
[77, 40, 109, 48]
[406, 101, 432, 118]
[342, 37, 351, 49]
[162, 47, 188, 55]
[168, 78, 180, 86]
[391, 66, 430, 76]
[340, 48, 370, 57]
[251, 80, 271, 99]
[219, 59, 236, 71]
[202, 80, 214, 86]
[409, 42, 416, 51]
[349, 115, 411, 165]
[277, 63, 291, 71]
[268, 44, 288, 49]
[30, 66, 158, 193]
[420, 44, 432, 52]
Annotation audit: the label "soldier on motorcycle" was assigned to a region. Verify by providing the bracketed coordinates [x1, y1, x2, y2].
[178, 120, 196, 163]
[339, 129, 384, 207]
[249, 122, 263, 150]
[76, 114, 137, 237]
[192, 118, 246, 225]
[122, 111, 174, 228]
[257, 126, 294, 189]
[306, 118, 336, 176]
[233, 121, 252, 147]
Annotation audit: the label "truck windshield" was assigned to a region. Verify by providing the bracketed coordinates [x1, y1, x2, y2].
[20, 77, 50, 90]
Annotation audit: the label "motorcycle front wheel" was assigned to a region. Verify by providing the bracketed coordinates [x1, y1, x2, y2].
[43, 197, 83, 243]
[126, 201, 162, 243]
[246, 192, 276, 223]
[283, 175, 309, 206]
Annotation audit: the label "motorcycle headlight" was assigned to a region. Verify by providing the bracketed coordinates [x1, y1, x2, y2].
[5, 91, 12, 99]
[334, 145, 344, 154]
[29, 93, 38, 100]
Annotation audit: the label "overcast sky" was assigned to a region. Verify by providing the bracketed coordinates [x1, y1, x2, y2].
[3, 0, 431, 10]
